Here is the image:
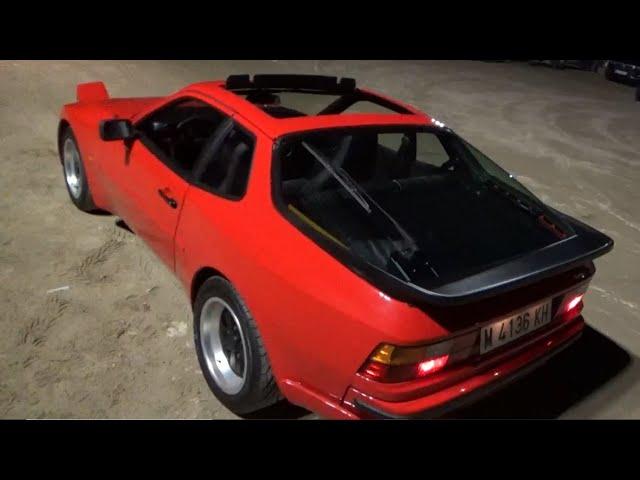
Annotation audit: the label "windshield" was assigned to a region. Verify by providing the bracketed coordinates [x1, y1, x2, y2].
[275, 126, 575, 288]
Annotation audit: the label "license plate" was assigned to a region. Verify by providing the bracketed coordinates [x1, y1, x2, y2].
[480, 300, 552, 354]
[615, 69, 628, 76]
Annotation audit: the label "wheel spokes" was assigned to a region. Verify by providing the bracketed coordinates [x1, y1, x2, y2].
[219, 308, 244, 376]
[234, 349, 245, 375]
[199, 297, 248, 395]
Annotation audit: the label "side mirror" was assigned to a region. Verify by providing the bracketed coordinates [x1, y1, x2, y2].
[99, 119, 136, 141]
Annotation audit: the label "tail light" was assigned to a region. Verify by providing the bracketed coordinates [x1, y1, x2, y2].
[417, 355, 450, 376]
[566, 294, 583, 312]
[558, 288, 587, 321]
[359, 343, 451, 383]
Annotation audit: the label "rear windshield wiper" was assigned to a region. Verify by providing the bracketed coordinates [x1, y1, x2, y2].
[301, 141, 371, 213]
[301, 141, 431, 276]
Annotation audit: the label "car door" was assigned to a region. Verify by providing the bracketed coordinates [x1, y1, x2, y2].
[173, 120, 257, 290]
[115, 97, 227, 270]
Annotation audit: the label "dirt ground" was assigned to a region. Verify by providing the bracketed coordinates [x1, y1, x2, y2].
[1, 60, 639, 419]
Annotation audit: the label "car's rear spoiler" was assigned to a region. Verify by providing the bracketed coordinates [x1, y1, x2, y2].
[310, 208, 613, 307]
[363, 211, 613, 306]
[77, 81, 109, 103]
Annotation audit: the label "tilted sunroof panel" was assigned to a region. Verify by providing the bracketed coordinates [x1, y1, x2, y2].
[224, 74, 411, 119]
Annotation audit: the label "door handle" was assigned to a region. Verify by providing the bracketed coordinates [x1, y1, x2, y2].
[158, 189, 178, 209]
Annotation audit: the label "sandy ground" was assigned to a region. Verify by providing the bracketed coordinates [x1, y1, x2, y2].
[0, 60, 639, 419]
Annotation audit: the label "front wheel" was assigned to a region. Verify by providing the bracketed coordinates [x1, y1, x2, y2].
[60, 128, 96, 212]
[193, 276, 282, 416]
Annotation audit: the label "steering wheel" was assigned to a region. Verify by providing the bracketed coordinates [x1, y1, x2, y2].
[175, 114, 215, 150]
[176, 114, 211, 136]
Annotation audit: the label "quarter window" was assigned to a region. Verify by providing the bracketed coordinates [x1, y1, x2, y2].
[416, 132, 450, 168]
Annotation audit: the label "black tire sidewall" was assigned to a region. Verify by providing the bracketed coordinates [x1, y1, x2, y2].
[605, 63, 615, 81]
[60, 128, 95, 212]
[193, 277, 270, 415]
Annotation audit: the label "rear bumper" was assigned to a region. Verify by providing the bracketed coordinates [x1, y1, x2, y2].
[344, 316, 584, 419]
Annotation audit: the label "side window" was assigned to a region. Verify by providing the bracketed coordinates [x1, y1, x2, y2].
[416, 133, 449, 168]
[462, 140, 533, 197]
[136, 98, 226, 176]
[196, 126, 255, 199]
[375, 132, 451, 179]
[377, 132, 404, 151]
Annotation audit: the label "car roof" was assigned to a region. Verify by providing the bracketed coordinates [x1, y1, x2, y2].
[178, 77, 432, 139]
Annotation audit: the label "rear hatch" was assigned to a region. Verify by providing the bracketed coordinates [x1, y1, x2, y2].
[274, 125, 613, 306]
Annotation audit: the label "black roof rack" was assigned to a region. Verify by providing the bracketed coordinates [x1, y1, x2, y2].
[225, 74, 356, 93]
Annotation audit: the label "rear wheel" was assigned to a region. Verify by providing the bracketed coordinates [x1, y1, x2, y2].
[60, 128, 96, 212]
[193, 276, 282, 415]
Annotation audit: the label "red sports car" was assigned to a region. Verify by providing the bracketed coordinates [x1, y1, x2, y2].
[58, 74, 613, 419]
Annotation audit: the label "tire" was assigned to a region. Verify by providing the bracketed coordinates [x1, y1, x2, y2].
[193, 276, 282, 415]
[60, 127, 97, 212]
[605, 63, 616, 82]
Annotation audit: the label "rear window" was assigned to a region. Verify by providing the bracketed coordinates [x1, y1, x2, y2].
[274, 126, 575, 289]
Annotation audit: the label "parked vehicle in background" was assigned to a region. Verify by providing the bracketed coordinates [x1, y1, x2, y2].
[528, 60, 601, 71]
[558, 60, 602, 71]
[605, 60, 640, 84]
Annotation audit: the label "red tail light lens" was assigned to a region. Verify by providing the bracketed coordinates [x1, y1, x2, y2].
[361, 360, 389, 380]
[566, 294, 584, 312]
[417, 355, 449, 377]
[360, 343, 452, 382]
[560, 290, 586, 321]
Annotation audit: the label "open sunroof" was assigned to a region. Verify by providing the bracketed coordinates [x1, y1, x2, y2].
[224, 74, 412, 118]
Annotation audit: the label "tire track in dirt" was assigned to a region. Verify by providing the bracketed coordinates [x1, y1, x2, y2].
[18, 295, 69, 350]
[0, 293, 75, 416]
[73, 226, 128, 279]
[590, 113, 640, 161]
